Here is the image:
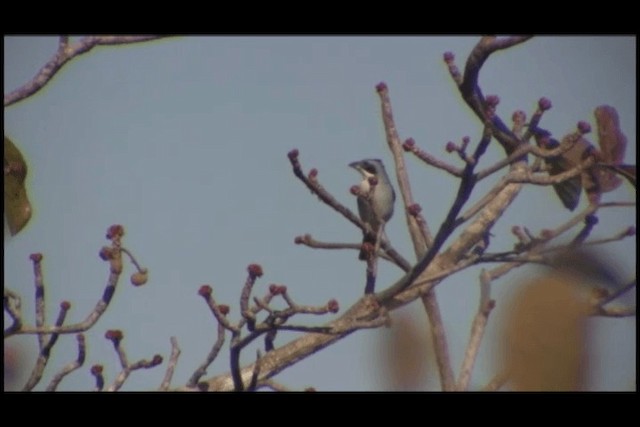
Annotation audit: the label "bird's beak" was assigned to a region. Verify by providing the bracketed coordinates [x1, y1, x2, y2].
[349, 161, 361, 170]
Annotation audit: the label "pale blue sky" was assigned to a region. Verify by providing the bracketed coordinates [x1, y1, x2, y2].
[4, 36, 636, 391]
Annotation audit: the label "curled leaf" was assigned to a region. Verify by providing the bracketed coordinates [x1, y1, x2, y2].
[4, 136, 32, 235]
[593, 105, 627, 192]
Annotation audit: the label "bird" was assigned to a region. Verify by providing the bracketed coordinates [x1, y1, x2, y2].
[349, 159, 396, 260]
[530, 127, 592, 211]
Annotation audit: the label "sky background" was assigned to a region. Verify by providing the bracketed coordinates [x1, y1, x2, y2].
[4, 36, 636, 391]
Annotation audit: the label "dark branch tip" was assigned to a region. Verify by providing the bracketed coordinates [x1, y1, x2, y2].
[577, 121, 591, 134]
[218, 304, 230, 315]
[402, 138, 415, 151]
[287, 149, 299, 160]
[29, 253, 43, 262]
[91, 365, 104, 375]
[247, 263, 264, 278]
[60, 301, 71, 310]
[445, 141, 457, 153]
[327, 299, 340, 313]
[375, 82, 388, 93]
[443, 51, 455, 63]
[198, 285, 213, 298]
[538, 97, 552, 111]
[625, 226, 636, 237]
[106, 224, 125, 240]
[350, 185, 361, 196]
[308, 168, 318, 179]
[105, 329, 123, 343]
[584, 214, 599, 226]
[151, 355, 163, 366]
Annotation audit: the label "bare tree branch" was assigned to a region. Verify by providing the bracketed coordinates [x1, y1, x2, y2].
[23, 301, 71, 391]
[159, 336, 181, 391]
[45, 334, 86, 391]
[4, 226, 143, 338]
[376, 82, 433, 251]
[456, 270, 495, 391]
[103, 330, 163, 391]
[186, 322, 225, 388]
[4, 35, 167, 107]
[294, 234, 398, 265]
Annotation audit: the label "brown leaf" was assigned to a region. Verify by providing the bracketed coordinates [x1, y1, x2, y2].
[595, 105, 627, 165]
[4, 136, 32, 235]
[593, 106, 627, 192]
[501, 271, 590, 391]
[376, 312, 431, 391]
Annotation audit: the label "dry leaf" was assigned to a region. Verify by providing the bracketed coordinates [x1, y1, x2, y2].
[501, 271, 590, 391]
[376, 313, 431, 391]
[593, 105, 627, 192]
[4, 136, 32, 235]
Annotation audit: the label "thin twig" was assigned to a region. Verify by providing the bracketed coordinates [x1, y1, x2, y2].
[46, 334, 86, 391]
[31, 253, 46, 349]
[451, 36, 532, 154]
[404, 138, 464, 177]
[91, 365, 105, 391]
[104, 330, 163, 391]
[198, 285, 240, 334]
[420, 292, 455, 391]
[5, 36, 167, 107]
[5, 231, 127, 338]
[377, 83, 433, 251]
[376, 126, 493, 303]
[159, 336, 181, 391]
[22, 301, 71, 391]
[294, 234, 398, 264]
[456, 270, 495, 391]
[187, 322, 225, 387]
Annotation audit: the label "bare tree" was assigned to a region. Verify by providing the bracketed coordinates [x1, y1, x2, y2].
[4, 36, 635, 391]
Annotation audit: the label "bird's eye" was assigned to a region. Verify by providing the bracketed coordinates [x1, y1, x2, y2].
[363, 163, 377, 174]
